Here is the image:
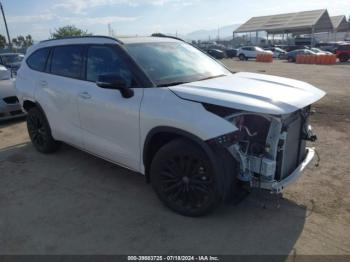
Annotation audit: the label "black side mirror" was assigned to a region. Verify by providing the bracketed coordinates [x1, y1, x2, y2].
[96, 74, 134, 99]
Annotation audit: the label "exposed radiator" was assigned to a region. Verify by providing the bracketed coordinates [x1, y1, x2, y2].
[276, 112, 307, 181]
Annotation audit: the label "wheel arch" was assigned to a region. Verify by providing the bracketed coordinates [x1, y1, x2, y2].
[23, 100, 54, 134]
[143, 126, 218, 183]
[23, 100, 48, 119]
[23, 100, 37, 112]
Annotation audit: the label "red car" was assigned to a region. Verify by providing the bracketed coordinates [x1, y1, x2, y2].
[336, 44, 350, 62]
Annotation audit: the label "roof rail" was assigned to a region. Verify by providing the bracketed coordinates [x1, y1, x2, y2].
[40, 35, 124, 45]
[150, 33, 187, 43]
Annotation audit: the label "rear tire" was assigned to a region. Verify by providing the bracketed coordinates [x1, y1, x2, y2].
[150, 139, 220, 217]
[27, 107, 60, 154]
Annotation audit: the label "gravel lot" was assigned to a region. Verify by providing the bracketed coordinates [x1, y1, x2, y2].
[1, 60, 349, 256]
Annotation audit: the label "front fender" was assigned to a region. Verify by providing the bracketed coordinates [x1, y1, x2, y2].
[140, 88, 236, 143]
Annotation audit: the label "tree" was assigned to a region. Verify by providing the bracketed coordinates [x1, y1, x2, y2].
[0, 34, 6, 48]
[51, 25, 91, 39]
[12, 35, 34, 49]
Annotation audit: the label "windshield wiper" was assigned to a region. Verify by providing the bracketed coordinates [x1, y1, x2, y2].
[157, 74, 227, 87]
[157, 81, 189, 87]
[197, 74, 226, 82]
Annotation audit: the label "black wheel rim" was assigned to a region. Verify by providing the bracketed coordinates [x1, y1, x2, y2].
[27, 114, 47, 147]
[160, 155, 214, 210]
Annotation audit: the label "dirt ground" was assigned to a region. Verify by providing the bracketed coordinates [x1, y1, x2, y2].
[0, 60, 349, 256]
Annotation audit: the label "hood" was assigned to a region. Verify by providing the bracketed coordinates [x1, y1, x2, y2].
[261, 50, 273, 54]
[169, 72, 326, 115]
[0, 79, 16, 99]
[0, 66, 11, 80]
[6, 62, 21, 69]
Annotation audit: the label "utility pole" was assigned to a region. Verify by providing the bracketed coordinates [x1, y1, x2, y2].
[217, 25, 220, 41]
[0, 2, 11, 48]
[108, 24, 111, 36]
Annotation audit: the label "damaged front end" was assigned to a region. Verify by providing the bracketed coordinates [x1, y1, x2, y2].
[205, 104, 318, 194]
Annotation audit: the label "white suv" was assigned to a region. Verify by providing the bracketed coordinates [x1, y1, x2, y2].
[238, 46, 273, 60]
[16, 36, 325, 216]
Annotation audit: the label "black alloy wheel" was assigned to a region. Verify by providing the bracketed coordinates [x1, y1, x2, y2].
[27, 107, 60, 153]
[151, 139, 220, 217]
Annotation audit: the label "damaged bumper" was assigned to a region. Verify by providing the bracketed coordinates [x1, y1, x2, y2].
[256, 147, 315, 193]
[216, 107, 319, 194]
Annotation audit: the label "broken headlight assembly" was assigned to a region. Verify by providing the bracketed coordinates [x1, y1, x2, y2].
[203, 103, 318, 190]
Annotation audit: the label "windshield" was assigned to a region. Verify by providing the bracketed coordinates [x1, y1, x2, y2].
[311, 48, 322, 53]
[126, 42, 230, 87]
[1, 54, 24, 65]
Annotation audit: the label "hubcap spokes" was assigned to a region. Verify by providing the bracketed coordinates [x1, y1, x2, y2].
[28, 115, 46, 146]
[161, 155, 213, 209]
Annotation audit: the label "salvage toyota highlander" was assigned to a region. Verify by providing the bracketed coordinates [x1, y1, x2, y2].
[15, 36, 326, 216]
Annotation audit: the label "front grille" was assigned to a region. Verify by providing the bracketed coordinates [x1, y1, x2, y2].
[276, 112, 307, 181]
[3, 96, 19, 104]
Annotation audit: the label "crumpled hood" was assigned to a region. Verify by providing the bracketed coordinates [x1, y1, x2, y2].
[169, 72, 326, 115]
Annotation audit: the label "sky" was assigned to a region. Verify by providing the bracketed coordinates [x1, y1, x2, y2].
[1, 0, 349, 40]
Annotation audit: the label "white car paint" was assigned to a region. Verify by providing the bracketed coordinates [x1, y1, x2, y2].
[16, 36, 325, 191]
[265, 47, 287, 58]
[0, 65, 11, 80]
[0, 66, 26, 120]
[237, 46, 273, 59]
[169, 72, 325, 115]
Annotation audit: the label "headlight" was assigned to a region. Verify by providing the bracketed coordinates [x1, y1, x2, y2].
[206, 131, 241, 147]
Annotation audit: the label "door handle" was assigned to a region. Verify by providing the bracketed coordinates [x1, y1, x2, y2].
[79, 92, 92, 100]
[40, 80, 48, 87]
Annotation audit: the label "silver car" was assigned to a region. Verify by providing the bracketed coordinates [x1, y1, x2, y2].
[0, 65, 25, 120]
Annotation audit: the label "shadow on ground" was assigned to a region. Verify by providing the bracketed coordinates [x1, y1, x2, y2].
[0, 143, 306, 256]
[0, 117, 26, 128]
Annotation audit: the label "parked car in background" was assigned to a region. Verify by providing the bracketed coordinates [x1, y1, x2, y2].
[264, 47, 287, 59]
[237, 46, 273, 60]
[207, 49, 226, 59]
[335, 44, 350, 62]
[16, 36, 325, 216]
[284, 45, 309, 52]
[0, 65, 25, 120]
[315, 42, 341, 53]
[310, 48, 332, 55]
[225, 49, 238, 58]
[0, 53, 25, 76]
[286, 49, 316, 62]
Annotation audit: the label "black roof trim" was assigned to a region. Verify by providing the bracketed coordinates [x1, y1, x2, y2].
[40, 35, 124, 45]
[150, 33, 187, 43]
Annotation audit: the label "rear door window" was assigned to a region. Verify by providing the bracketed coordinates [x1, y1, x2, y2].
[51, 45, 84, 79]
[27, 48, 50, 72]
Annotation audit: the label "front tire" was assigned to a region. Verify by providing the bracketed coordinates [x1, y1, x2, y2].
[27, 107, 60, 154]
[238, 54, 246, 61]
[150, 139, 220, 217]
